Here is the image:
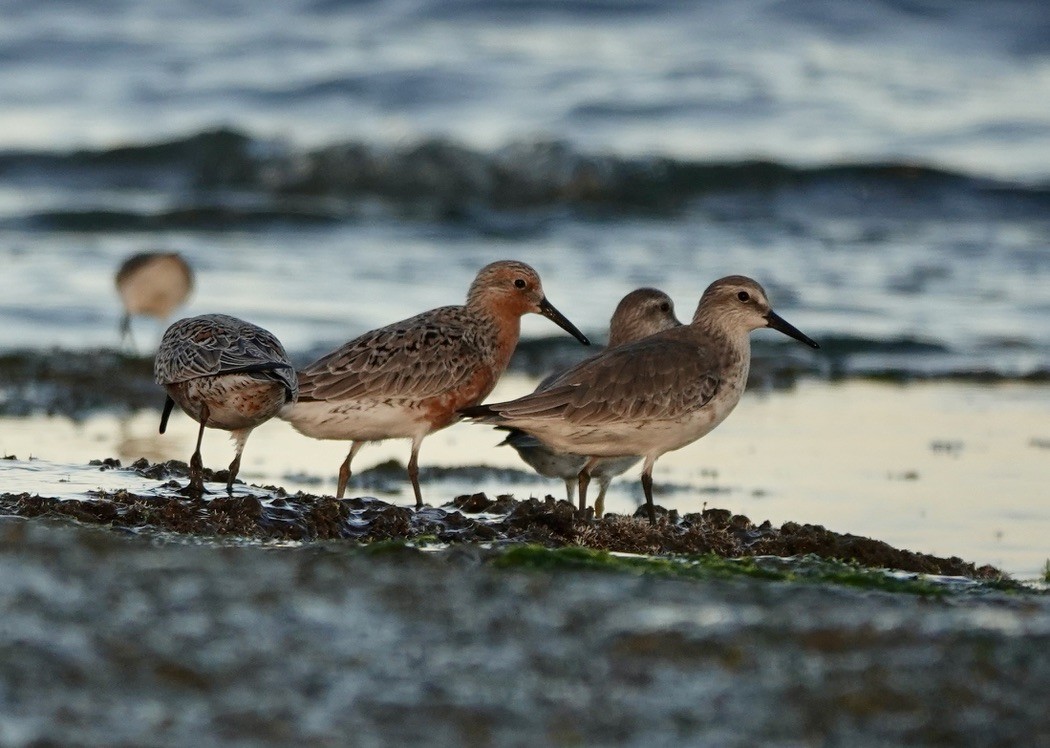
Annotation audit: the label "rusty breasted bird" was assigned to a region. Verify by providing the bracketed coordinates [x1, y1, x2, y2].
[155, 314, 298, 497]
[499, 287, 682, 517]
[116, 251, 194, 345]
[462, 276, 819, 524]
[281, 260, 590, 507]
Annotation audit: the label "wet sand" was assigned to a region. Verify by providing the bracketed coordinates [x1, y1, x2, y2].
[2, 377, 1049, 745]
[4, 378, 1047, 578]
[0, 456, 1004, 579]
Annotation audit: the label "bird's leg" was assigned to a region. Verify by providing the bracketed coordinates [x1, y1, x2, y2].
[577, 471, 590, 513]
[577, 457, 599, 515]
[119, 313, 137, 353]
[226, 453, 240, 495]
[226, 428, 252, 495]
[336, 441, 363, 499]
[563, 478, 576, 505]
[594, 476, 611, 520]
[641, 456, 657, 525]
[180, 403, 209, 499]
[336, 454, 350, 498]
[408, 436, 424, 509]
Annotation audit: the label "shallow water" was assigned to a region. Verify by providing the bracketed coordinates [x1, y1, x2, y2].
[3, 188, 1049, 375]
[3, 378, 1047, 578]
[0, 1, 1049, 379]
[2, 5, 1049, 744]
[3, 0, 1049, 178]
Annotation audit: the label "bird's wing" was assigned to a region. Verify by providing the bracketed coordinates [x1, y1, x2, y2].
[471, 335, 721, 426]
[155, 315, 297, 397]
[297, 307, 485, 402]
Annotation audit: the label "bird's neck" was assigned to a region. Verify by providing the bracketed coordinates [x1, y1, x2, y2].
[468, 302, 523, 375]
[492, 308, 523, 374]
[693, 320, 752, 389]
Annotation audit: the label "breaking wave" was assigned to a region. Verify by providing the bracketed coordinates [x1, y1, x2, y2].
[2, 128, 1048, 229]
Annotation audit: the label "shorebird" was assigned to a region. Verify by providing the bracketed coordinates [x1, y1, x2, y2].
[155, 314, 298, 497]
[116, 251, 194, 345]
[462, 275, 819, 524]
[281, 260, 590, 506]
[499, 287, 682, 516]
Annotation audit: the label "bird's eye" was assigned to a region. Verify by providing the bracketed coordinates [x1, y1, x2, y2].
[659, 302, 670, 312]
[737, 291, 750, 302]
[514, 278, 527, 289]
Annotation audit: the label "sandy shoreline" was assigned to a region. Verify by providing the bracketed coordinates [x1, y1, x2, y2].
[3, 377, 1047, 578]
[0, 455, 1008, 581]
[2, 374, 1049, 747]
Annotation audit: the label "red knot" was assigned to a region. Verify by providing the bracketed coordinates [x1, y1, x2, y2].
[463, 275, 819, 524]
[154, 313, 298, 496]
[115, 252, 194, 346]
[281, 260, 590, 506]
[498, 287, 682, 517]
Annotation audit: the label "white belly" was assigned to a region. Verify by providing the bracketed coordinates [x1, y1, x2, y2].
[518, 389, 743, 460]
[170, 375, 285, 432]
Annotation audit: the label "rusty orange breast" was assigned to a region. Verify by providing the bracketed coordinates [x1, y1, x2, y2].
[420, 364, 499, 430]
[417, 303, 523, 432]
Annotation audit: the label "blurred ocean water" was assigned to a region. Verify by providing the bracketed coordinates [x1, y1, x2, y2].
[0, 0, 1048, 378]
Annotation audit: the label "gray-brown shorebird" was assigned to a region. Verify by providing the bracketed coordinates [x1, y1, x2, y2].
[116, 251, 194, 345]
[462, 275, 819, 524]
[499, 287, 682, 517]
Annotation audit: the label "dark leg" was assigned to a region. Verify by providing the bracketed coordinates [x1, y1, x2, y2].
[226, 429, 253, 494]
[181, 404, 209, 498]
[408, 438, 424, 509]
[336, 441, 363, 499]
[336, 455, 350, 498]
[119, 313, 136, 351]
[641, 458, 656, 525]
[226, 453, 241, 494]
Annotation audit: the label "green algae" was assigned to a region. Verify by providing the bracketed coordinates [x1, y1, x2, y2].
[357, 539, 424, 558]
[0, 458, 1016, 586]
[489, 544, 1028, 596]
[493, 544, 776, 582]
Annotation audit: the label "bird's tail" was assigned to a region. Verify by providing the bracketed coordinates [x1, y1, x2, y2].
[459, 403, 498, 420]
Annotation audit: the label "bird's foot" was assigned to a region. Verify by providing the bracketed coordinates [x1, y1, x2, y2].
[177, 482, 211, 499]
[575, 506, 595, 523]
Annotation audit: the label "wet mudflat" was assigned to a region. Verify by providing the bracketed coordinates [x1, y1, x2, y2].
[2, 375, 1049, 744]
[1, 514, 1048, 747]
[0, 458, 1005, 580]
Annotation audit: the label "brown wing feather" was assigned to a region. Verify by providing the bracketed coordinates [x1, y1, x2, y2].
[482, 332, 721, 426]
[154, 314, 297, 398]
[297, 306, 488, 403]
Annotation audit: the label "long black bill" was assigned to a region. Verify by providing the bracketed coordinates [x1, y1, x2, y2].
[159, 395, 176, 434]
[766, 310, 820, 349]
[538, 297, 590, 345]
